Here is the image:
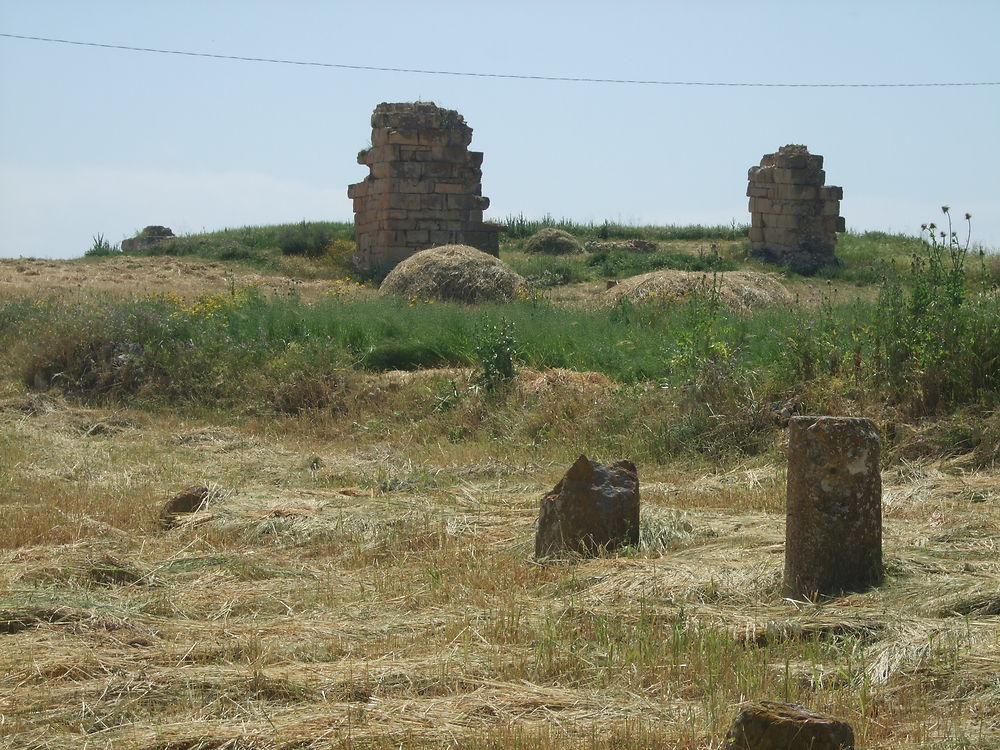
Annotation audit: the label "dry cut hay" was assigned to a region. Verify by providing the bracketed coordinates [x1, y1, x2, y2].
[602, 269, 792, 312]
[379, 244, 526, 303]
[516, 367, 614, 397]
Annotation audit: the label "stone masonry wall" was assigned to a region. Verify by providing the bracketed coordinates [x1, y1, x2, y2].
[747, 145, 845, 274]
[348, 102, 498, 272]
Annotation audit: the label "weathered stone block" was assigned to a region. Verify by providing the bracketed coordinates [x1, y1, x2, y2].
[404, 230, 430, 243]
[772, 183, 819, 201]
[772, 167, 826, 186]
[395, 179, 435, 194]
[725, 701, 854, 750]
[429, 230, 458, 245]
[785, 416, 882, 599]
[434, 182, 467, 195]
[421, 194, 447, 211]
[386, 129, 420, 145]
[535, 455, 639, 558]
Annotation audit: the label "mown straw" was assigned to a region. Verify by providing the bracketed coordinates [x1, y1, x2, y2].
[3, 375, 1000, 748]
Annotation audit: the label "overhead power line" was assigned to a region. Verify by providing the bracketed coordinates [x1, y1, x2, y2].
[3, 32, 999, 88]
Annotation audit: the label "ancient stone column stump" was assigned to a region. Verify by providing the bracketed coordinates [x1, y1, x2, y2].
[535, 455, 639, 558]
[784, 416, 882, 599]
[725, 701, 854, 750]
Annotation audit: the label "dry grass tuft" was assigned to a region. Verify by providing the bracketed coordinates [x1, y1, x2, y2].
[379, 245, 527, 303]
[602, 269, 793, 311]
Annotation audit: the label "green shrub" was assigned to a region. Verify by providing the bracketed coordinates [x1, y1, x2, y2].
[523, 228, 584, 255]
[872, 208, 999, 413]
[277, 222, 336, 257]
[473, 318, 519, 391]
[84, 233, 121, 257]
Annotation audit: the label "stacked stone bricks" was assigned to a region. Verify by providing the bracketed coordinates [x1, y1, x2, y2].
[747, 145, 845, 273]
[348, 102, 498, 271]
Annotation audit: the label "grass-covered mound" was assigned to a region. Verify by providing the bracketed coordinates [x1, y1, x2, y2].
[379, 245, 527, 303]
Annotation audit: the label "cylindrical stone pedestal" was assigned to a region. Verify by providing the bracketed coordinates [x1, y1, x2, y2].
[784, 416, 882, 599]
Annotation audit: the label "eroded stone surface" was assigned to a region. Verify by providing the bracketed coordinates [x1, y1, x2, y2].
[121, 226, 176, 253]
[535, 455, 639, 558]
[784, 416, 882, 598]
[747, 145, 844, 273]
[725, 701, 855, 749]
[349, 102, 498, 272]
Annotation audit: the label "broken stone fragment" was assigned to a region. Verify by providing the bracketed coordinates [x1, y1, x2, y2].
[725, 701, 854, 749]
[121, 226, 175, 253]
[535, 455, 639, 558]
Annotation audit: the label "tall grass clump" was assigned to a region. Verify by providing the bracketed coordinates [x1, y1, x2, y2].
[276, 221, 341, 257]
[506, 245, 739, 286]
[84, 233, 121, 258]
[501, 214, 747, 243]
[872, 208, 999, 413]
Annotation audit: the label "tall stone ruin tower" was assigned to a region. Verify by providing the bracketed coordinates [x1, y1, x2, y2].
[348, 102, 498, 272]
[747, 145, 845, 274]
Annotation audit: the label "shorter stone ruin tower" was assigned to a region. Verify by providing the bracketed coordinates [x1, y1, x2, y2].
[747, 145, 844, 274]
[348, 102, 498, 272]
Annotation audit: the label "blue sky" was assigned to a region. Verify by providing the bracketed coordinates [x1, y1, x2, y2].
[1, 0, 998, 258]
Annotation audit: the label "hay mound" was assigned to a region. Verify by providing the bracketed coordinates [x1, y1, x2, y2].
[603, 270, 792, 312]
[379, 245, 526, 303]
[523, 228, 584, 255]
